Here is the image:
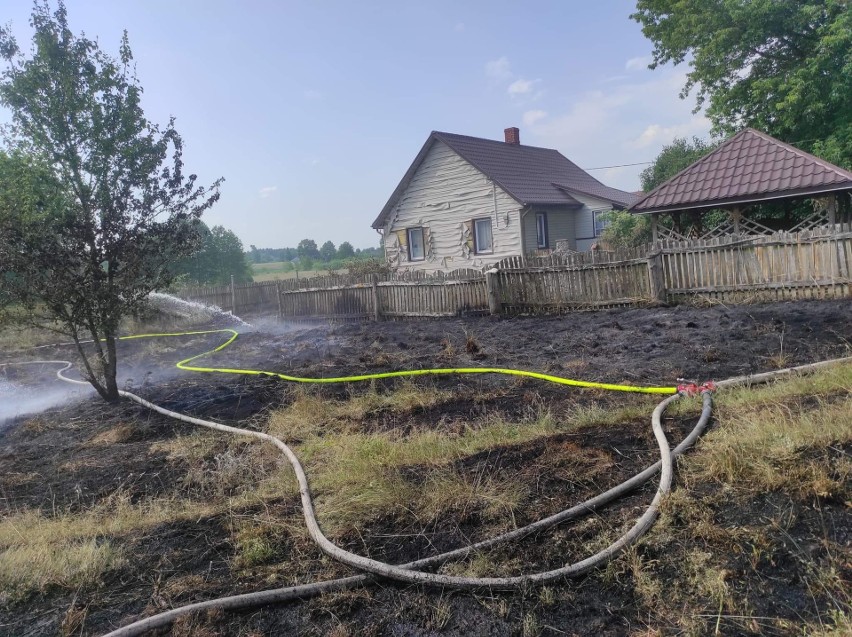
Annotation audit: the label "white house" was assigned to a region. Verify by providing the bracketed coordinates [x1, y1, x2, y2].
[372, 128, 638, 272]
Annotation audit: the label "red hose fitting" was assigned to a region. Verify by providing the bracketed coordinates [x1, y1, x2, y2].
[677, 381, 716, 396]
[677, 382, 700, 396]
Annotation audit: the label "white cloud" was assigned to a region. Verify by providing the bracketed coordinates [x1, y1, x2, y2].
[454, 22, 465, 32]
[303, 88, 322, 100]
[625, 56, 652, 71]
[508, 78, 536, 96]
[522, 70, 712, 191]
[485, 56, 512, 81]
[258, 186, 277, 198]
[522, 110, 548, 126]
[629, 116, 711, 149]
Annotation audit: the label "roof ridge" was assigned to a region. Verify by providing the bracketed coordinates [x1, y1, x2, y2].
[744, 128, 852, 179]
[629, 131, 736, 211]
[432, 130, 562, 153]
[629, 127, 852, 214]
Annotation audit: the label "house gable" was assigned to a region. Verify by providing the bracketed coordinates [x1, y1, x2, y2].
[381, 140, 523, 271]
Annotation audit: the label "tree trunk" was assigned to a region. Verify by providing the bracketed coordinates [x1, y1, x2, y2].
[71, 329, 120, 402]
[103, 334, 120, 402]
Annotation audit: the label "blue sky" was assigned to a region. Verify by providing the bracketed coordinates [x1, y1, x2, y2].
[2, 1, 711, 250]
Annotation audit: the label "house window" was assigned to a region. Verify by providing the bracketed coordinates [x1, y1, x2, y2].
[407, 227, 425, 261]
[473, 218, 493, 254]
[535, 212, 549, 248]
[593, 210, 611, 237]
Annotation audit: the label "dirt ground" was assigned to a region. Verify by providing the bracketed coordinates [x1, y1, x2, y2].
[0, 298, 850, 636]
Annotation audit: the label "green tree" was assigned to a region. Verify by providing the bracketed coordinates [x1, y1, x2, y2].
[173, 223, 252, 285]
[639, 136, 716, 192]
[297, 238, 319, 260]
[319, 240, 336, 262]
[0, 2, 222, 401]
[600, 210, 651, 249]
[247, 244, 260, 264]
[337, 241, 355, 259]
[632, 0, 852, 168]
[209, 226, 252, 284]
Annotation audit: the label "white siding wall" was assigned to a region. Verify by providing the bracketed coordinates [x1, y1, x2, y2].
[522, 208, 576, 254]
[571, 192, 616, 252]
[383, 141, 522, 272]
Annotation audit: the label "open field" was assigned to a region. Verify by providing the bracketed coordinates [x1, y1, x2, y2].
[250, 262, 344, 282]
[0, 298, 850, 636]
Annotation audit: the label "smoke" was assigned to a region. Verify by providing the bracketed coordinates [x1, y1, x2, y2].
[0, 366, 94, 431]
[0, 293, 319, 429]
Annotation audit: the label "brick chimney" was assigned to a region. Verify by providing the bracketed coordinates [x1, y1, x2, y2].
[504, 127, 520, 145]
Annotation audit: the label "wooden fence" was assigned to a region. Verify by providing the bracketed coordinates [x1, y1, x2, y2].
[174, 280, 281, 315]
[659, 230, 852, 303]
[278, 276, 489, 320]
[489, 259, 651, 314]
[175, 228, 852, 320]
[279, 283, 376, 320]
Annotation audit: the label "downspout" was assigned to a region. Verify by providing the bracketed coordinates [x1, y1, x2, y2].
[375, 227, 387, 264]
[492, 180, 500, 229]
[519, 205, 531, 263]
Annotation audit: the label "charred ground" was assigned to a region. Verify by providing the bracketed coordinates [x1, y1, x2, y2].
[0, 298, 850, 636]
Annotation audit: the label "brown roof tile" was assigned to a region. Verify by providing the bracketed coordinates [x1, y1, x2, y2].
[373, 131, 638, 229]
[631, 128, 852, 214]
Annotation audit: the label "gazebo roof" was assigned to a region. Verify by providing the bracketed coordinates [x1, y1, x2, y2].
[630, 128, 852, 215]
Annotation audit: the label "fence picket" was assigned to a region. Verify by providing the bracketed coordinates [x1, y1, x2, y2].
[176, 229, 852, 320]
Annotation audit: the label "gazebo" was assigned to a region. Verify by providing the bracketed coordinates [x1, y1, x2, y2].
[629, 128, 852, 242]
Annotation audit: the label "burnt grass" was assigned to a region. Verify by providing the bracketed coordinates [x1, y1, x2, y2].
[0, 298, 850, 636]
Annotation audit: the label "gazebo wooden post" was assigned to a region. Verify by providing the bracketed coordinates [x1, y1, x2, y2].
[730, 206, 742, 235]
[650, 213, 659, 243]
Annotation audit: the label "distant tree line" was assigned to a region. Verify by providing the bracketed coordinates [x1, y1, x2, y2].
[247, 239, 383, 272]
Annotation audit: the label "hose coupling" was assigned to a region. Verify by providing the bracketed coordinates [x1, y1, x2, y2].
[677, 380, 716, 396]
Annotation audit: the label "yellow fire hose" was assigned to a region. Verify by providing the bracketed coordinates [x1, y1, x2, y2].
[121, 328, 679, 394]
[15, 327, 849, 636]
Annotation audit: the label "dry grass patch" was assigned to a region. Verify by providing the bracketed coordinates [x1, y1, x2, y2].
[0, 538, 123, 602]
[0, 317, 67, 351]
[150, 430, 295, 501]
[149, 429, 221, 461]
[0, 493, 215, 602]
[265, 384, 664, 535]
[268, 381, 454, 440]
[300, 411, 557, 533]
[569, 400, 658, 429]
[86, 422, 136, 445]
[0, 471, 41, 488]
[688, 396, 851, 498]
[626, 363, 852, 635]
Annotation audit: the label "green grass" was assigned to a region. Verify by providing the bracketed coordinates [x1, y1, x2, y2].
[635, 362, 852, 636]
[3, 360, 850, 634]
[249, 261, 345, 282]
[267, 385, 658, 534]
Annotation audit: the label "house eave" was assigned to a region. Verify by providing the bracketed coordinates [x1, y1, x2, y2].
[371, 134, 440, 229]
[552, 183, 635, 208]
[630, 182, 852, 215]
